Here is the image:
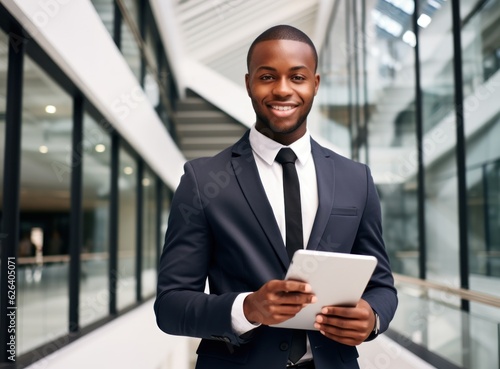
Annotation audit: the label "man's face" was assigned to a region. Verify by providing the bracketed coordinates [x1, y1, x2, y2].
[245, 39, 320, 145]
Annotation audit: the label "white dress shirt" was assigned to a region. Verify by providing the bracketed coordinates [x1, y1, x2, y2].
[231, 125, 318, 361]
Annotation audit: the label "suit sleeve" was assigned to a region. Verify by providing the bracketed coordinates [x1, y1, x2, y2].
[154, 161, 242, 345]
[356, 165, 398, 338]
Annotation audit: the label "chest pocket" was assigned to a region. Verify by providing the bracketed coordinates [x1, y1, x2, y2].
[317, 207, 359, 253]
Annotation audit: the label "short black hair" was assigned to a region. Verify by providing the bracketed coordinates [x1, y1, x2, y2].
[246, 25, 318, 72]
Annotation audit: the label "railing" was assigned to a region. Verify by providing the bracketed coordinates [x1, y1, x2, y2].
[391, 273, 500, 369]
[394, 273, 500, 308]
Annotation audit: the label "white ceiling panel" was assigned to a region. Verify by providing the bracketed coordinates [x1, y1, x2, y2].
[172, 0, 321, 85]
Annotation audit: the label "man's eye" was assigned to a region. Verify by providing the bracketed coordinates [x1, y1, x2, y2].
[292, 75, 305, 81]
[260, 75, 274, 80]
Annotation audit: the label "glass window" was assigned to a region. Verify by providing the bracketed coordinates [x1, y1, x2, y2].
[362, 0, 419, 277]
[120, 0, 141, 82]
[0, 31, 7, 218]
[90, 0, 115, 39]
[144, 24, 160, 109]
[463, 0, 500, 283]
[121, 21, 142, 82]
[79, 113, 111, 327]
[117, 146, 137, 310]
[17, 55, 72, 354]
[141, 168, 157, 298]
[419, 0, 462, 365]
[317, 1, 352, 155]
[419, 0, 460, 288]
[462, 3, 500, 363]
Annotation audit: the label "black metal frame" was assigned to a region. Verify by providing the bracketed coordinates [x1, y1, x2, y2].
[109, 132, 120, 316]
[135, 159, 144, 302]
[414, 0, 427, 281]
[0, 27, 25, 365]
[451, 0, 470, 312]
[345, 0, 355, 159]
[155, 178, 163, 270]
[361, 0, 369, 165]
[69, 93, 84, 333]
[352, 0, 361, 162]
[481, 163, 492, 276]
[113, 0, 122, 49]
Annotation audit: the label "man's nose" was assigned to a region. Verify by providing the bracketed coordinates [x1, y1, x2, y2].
[272, 78, 293, 97]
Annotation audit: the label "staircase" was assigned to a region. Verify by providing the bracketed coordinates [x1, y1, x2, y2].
[175, 91, 248, 160]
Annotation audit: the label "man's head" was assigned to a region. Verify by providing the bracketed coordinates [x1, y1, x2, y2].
[247, 25, 318, 72]
[245, 25, 320, 145]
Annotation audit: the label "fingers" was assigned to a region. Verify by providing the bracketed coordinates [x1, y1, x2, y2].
[243, 280, 316, 326]
[269, 279, 313, 294]
[313, 299, 375, 346]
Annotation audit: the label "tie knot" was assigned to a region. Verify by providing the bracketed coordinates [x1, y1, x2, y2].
[275, 148, 297, 165]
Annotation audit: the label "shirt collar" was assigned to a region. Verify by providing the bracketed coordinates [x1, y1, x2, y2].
[249, 125, 312, 166]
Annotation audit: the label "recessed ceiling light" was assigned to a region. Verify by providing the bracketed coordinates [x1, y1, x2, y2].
[142, 178, 151, 187]
[45, 105, 56, 114]
[417, 14, 432, 28]
[124, 166, 134, 175]
[95, 144, 106, 153]
[39, 145, 49, 154]
[402, 30, 416, 47]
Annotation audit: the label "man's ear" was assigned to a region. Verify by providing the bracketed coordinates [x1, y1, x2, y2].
[245, 73, 251, 96]
[314, 74, 320, 96]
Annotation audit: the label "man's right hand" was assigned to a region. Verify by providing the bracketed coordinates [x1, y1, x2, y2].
[243, 280, 316, 325]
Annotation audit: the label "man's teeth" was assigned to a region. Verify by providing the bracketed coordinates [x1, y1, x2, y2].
[272, 105, 294, 111]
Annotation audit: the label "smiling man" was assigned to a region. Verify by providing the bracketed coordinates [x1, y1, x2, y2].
[155, 25, 397, 369]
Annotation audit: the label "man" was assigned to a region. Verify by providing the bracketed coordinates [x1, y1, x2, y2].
[155, 25, 397, 369]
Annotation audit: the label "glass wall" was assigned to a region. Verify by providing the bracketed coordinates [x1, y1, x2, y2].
[0, 2, 177, 364]
[419, 0, 460, 288]
[318, 0, 421, 277]
[462, 0, 500, 325]
[317, 0, 351, 156]
[79, 113, 111, 327]
[319, 0, 500, 367]
[17, 55, 73, 354]
[366, 0, 419, 278]
[120, 0, 142, 82]
[117, 146, 137, 310]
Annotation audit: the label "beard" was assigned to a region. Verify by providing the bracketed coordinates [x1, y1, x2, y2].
[252, 99, 313, 140]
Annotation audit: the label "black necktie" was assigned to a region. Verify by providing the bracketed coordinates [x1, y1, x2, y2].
[275, 148, 306, 365]
[275, 148, 303, 261]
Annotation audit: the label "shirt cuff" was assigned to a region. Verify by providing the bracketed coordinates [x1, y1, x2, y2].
[231, 292, 261, 336]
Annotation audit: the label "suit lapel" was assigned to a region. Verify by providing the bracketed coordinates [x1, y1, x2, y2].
[230, 132, 289, 269]
[307, 139, 336, 250]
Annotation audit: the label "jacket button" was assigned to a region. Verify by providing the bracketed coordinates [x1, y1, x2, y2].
[279, 342, 289, 351]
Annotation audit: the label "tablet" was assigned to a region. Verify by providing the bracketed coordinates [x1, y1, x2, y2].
[271, 249, 377, 330]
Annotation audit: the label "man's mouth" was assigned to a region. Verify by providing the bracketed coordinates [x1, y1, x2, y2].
[270, 105, 295, 111]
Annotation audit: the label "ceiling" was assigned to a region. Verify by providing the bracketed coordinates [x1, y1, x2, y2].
[172, 0, 322, 86]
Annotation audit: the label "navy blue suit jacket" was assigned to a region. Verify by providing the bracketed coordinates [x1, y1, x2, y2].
[155, 132, 397, 369]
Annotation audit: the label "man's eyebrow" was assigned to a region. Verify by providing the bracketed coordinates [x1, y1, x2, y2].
[255, 65, 308, 72]
[255, 66, 277, 72]
[290, 65, 307, 71]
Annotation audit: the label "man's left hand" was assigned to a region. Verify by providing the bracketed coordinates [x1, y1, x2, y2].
[314, 298, 375, 346]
